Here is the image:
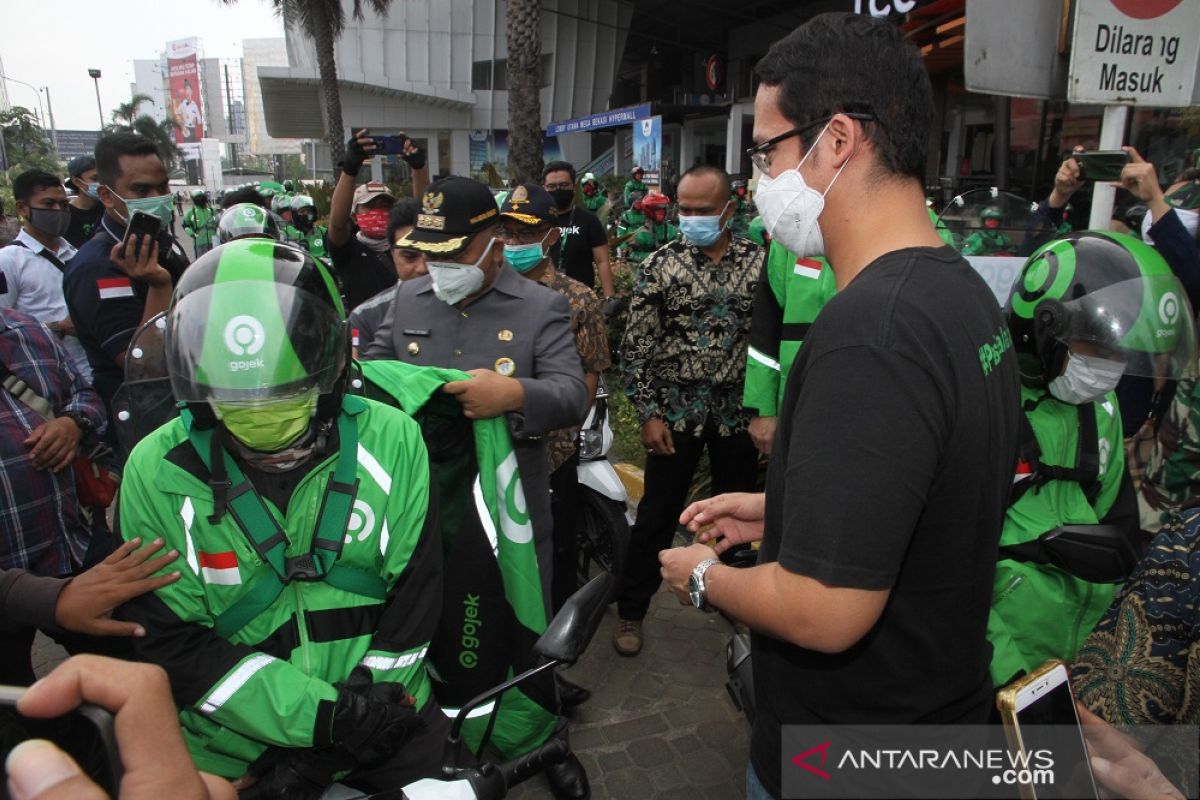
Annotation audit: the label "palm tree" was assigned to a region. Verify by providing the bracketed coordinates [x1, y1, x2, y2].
[506, 0, 543, 184]
[222, 0, 394, 165]
[106, 93, 181, 163]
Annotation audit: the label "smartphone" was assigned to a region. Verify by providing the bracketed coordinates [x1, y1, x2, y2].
[996, 660, 1098, 800]
[1072, 150, 1129, 182]
[370, 135, 411, 156]
[121, 211, 162, 258]
[0, 685, 123, 795]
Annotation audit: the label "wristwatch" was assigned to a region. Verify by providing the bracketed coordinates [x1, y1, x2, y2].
[63, 411, 93, 436]
[688, 558, 721, 612]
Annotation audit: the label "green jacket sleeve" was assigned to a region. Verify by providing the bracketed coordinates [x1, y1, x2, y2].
[744, 248, 784, 417]
[116, 459, 339, 750]
[182, 209, 196, 236]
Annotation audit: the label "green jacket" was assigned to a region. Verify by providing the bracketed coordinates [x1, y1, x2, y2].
[988, 385, 1132, 686]
[285, 225, 330, 259]
[117, 396, 441, 777]
[626, 222, 678, 263]
[184, 206, 218, 247]
[623, 179, 648, 208]
[743, 242, 836, 417]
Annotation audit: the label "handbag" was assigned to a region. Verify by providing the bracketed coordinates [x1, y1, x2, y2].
[0, 368, 119, 508]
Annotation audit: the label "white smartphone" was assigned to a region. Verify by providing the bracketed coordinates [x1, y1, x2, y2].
[997, 660, 1099, 800]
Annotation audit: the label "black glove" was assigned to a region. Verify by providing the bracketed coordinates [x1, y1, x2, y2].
[399, 135, 427, 170]
[329, 667, 426, 766]
[341, 129, 373, 177]
[239, 748, 340, 800]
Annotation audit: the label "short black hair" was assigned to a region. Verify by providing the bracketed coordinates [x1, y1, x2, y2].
[13, 170, 64, 204]
[94, 133, 162, 187]
[388, 197, 420, 244]
[679, 164, 732, 198]
[754, 12, 932, 182]
[221, 187, 268, 209]
[542, 160, 576, 183]
[67, 155, 96, 179]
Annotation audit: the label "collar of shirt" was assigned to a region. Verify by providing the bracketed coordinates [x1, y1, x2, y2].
[15, 228, 76, 263]
[99, 212, 127, 242]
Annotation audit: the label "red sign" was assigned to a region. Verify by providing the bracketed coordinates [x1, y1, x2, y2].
[167, 38, 204, 146]
[1109, 0, 1183, 19]
[704, 55, 724, 92]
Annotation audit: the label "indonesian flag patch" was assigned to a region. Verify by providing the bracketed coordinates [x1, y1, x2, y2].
[1013, 459, 1034, 484]
[97, 277, 135, 300]
[793, 258, 822, 280]
[199, 551, 242, 585]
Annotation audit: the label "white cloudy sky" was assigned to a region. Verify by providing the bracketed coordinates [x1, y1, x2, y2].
[1, 0, 285, 130]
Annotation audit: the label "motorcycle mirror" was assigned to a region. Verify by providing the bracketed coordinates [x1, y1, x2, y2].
[534, 573, 614, 666]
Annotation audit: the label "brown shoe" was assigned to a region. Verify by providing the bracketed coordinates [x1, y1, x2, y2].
[613, 619, 643, 656]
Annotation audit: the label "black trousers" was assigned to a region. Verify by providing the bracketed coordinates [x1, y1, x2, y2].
[548, 450, 581, 614]
[616, 421, 758, 621]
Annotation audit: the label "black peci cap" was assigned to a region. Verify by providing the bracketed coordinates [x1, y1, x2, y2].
[395, 176, 500, 256]
[499, 183, 556, 227]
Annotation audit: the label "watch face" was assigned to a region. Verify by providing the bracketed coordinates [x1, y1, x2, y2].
[688, 572, 702, 608]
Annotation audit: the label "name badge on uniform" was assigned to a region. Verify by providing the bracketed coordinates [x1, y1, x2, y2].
[494, 357, 516, 376]
[403, 328, 431, 337]
[498, 329, 513, 342]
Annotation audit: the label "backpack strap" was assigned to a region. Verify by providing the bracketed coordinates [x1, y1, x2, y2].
[1009, 401, 1101, 507]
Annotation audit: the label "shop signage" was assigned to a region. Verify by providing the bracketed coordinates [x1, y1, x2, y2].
[1069, 0, 1199, 105]
[546, 103, 652, 137]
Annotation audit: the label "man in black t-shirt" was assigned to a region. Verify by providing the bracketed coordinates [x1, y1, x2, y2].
[63, 155, 105, 249]
[542, 161, 613, 299]
[659, 14, 1021, 800]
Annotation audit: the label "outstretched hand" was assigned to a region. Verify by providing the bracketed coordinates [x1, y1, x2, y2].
[679, 492, 765, 555]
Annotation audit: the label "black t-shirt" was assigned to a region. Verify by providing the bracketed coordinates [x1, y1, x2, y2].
[329, 234, 396, 310]
[64, 203, 104, 249]
[750, 246, 1021, 797]
[553, 206, 607, 289]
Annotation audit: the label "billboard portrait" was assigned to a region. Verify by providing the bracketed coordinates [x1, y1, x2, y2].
[167, 37, 204, 158]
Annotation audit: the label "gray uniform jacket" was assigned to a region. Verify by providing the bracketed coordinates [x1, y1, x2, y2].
[362, 264, 588, 595]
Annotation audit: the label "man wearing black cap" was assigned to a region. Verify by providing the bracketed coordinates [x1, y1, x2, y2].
[362, 175, 590, 800]
[63, 155, 104, 248]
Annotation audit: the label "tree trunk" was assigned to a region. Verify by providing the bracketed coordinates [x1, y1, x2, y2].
[310, 2, 346, 166]
[506, 0, 543, 185]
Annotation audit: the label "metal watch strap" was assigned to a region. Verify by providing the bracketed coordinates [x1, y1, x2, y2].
[691, 558, 720, 612]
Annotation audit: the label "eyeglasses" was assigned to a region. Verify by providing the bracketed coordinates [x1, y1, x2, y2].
[497, 226, 551, 244]
[746, 109, 876, 174]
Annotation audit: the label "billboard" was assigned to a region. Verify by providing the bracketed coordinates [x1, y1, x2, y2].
[467, 130, 564, 186]
[632, 115, 662, 185]
[167, 37, 204, 160]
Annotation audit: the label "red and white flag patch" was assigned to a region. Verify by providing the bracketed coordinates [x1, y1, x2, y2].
[1013, 460, 1034, 484]
[793, 258, 822, 280]
[97, 278, 135, 300]
[199, 551, 242, 585]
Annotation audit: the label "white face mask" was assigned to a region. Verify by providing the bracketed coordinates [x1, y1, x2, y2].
[1142, 207, 1200, 245]
[753, 123, 852, 257]
[1047, 351, 1126, 405]
[427, 240, 494, 306]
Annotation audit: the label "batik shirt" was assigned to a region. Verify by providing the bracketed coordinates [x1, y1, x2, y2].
[1138, 376, 1200, 533]
[620, 236, 762, 437]
[537, 266, 610, 471]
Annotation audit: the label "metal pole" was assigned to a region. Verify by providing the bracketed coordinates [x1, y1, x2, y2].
[1087, 105, 1129, 231]
[41, 87, 59, 156]
[89, 70, 105, 131]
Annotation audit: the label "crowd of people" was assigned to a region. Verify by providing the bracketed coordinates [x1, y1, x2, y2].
[2, 10, 1200, 800]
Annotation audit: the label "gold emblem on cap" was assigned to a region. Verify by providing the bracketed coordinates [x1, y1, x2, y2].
[498, 329, 513, 342]
[510, 185, 529, 207]
[407, 341, 420, 356]
[417, 213, 445, 230]
[422, 191, 444, 214]
[495, 357, 516, 376]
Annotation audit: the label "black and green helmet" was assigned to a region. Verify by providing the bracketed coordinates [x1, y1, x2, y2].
[218, 203, 281, 244]
[1005, 231, 1196, 385]
[164, 239, 349, 418]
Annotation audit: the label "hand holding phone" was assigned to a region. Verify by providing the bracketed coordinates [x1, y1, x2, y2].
[4, 655, 235, 800]
[1117, 146, 1167, 206]
[109, 227, 170, 290]
[1072, 150, 1130, 183]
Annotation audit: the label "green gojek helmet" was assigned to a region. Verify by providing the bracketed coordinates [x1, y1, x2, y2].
[981, 205, 1003, 222]
[291, 194, 319, 229]
[271, 193, 293, 214]
[191, 189, 207, 202]
[218, 203, 281, 244]
[746, 215, 768, 246]
[164, 239, 349, 433]
[1005, 231, 1197, 386]
[282, 179, 297, 193]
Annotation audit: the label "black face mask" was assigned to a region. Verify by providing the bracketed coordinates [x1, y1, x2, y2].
[295, 212, 315, 231]
[29, 207, 71, 238]
[549, 188, 575, 210]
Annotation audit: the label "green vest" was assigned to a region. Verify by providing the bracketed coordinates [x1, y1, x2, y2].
[743, 242, 837, 417]
[184, 206, 217, 247]
[987, 386, 1125, 686]
[118, 396, 438, 777]
[627, 222, 679, 263]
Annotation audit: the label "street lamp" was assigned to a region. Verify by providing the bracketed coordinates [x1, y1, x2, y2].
[88, 68, 104, 131]
[2, 75, 46, 128]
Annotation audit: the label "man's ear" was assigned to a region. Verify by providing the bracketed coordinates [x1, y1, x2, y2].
[97, 184, 118, 211]
[825, 113, 864, 169]
[14, 201, 28, 221]
[545, 227, 562, 247]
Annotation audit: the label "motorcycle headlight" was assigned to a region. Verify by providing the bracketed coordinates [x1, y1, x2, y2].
[579, 426, 603, 460]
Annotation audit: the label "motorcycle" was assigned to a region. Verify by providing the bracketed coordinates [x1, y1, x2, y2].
[574, 378, 631, 590]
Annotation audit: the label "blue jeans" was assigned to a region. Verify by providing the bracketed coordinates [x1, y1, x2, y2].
[746, 762, 777, 800]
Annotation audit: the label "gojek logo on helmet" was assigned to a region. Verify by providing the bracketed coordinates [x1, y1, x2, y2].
[224, 315, 266, 372]
[1158, 292, 1180, 337]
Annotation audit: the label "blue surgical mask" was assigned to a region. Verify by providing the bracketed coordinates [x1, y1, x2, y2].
[502, 231, 552, 273]
[106, 186, 174, 228]
[82, 182, 100, 200]
[679, 201, 731, 247]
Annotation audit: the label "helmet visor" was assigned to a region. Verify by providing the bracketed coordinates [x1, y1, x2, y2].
[1056, 275, 1198, 380]
[166, 280, 347, 404]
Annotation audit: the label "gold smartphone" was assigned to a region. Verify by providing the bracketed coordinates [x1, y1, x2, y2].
[996, 660, 1098, 800]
